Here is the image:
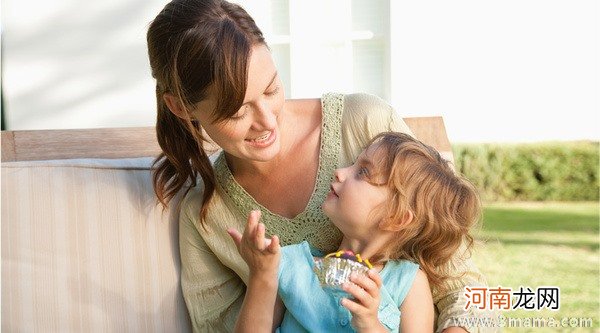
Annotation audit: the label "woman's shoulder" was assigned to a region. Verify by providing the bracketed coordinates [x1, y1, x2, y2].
[343, 92, 393, 115]
[178, 152, 224, 218]
[178, 184, 204, 221]
[340, 92, 400, 131]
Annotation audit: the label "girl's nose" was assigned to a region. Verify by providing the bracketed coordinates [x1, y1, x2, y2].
[333, 167, 348, 182]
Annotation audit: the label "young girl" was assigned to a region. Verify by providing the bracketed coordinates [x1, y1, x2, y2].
[227, 132, 481, 332]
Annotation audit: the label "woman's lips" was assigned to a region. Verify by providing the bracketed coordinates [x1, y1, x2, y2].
[245, 129, 276, 148]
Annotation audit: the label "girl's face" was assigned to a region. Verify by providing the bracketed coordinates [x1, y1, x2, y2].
[322, 142, 390, 238]
[191, 44, 285, 162]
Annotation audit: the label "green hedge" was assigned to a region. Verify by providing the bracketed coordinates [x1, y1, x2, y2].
[453, 141, 599, 201]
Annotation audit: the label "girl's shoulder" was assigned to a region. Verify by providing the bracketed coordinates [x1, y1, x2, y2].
[381, 260, 421, 305]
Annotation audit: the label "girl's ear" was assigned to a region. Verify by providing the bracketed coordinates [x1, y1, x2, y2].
[163, 93, 188, 120]
[401, 210, 414, 226]
[381, 210, 414, 232]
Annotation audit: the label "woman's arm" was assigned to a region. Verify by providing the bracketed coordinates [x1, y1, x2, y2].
[432, 241, 490, 332]
[400, 269, 434, 332]
[179, 202, 246, 331]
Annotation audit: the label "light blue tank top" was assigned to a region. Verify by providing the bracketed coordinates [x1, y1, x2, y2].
[277, 241, 419, 332]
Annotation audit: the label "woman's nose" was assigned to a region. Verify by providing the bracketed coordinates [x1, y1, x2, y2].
[252, 100, 277, 130]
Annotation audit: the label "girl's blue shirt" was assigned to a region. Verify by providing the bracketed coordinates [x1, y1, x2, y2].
[276, 241, 419, 332]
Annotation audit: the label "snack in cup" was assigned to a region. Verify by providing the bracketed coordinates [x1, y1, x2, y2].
[313, 250, 373, 296]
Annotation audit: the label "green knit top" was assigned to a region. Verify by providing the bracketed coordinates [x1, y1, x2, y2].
[213, 93, 344, 253]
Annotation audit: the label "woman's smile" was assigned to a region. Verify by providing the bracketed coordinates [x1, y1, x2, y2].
[245, 128, 277, 148]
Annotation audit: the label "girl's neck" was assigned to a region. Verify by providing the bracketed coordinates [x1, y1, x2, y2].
[337, 236, 391, 264]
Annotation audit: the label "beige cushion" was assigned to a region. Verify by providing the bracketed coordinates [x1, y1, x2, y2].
[1, 157, 191, 332]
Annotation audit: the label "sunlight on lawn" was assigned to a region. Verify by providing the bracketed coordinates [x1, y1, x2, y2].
[471, 202, 599, 332]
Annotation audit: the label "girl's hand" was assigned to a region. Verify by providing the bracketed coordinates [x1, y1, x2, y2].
[227, 210, 281, 278]
[341, 269, 388, 332]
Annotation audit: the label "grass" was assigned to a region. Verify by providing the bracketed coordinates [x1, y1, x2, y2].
[471, 201, 599, 332]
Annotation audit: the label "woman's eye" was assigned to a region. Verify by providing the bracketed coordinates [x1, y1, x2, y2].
[230, 106, 248, 120]
[265, 85, 279, 96]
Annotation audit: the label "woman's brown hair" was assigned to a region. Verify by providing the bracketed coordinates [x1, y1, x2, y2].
[147, 0, 265, 224]
[368, 132, 481, 291]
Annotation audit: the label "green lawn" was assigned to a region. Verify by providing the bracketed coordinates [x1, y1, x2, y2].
[472, 201, 599, 332]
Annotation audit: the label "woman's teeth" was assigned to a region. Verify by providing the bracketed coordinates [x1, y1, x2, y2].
[250, 132, 270, 142]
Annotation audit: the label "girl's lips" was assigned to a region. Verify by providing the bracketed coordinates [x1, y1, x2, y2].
[329, 185, 339, 197]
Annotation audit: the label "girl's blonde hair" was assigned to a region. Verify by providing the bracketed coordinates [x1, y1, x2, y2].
[369, 132, 481, 291]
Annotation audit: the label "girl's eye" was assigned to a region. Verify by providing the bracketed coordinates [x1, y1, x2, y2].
[357, 167, 369, 178]
[265, 85, 279, 96]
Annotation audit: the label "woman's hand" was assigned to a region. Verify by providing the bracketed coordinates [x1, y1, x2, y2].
[227, 210, 281, 278]
[341, 270, 388, 333]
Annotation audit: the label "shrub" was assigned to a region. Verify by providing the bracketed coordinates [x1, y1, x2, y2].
[453, 141, 599, 201]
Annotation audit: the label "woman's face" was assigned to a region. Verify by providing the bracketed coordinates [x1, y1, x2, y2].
[322, 143, 390, 238]
[192, 44, 285, 162]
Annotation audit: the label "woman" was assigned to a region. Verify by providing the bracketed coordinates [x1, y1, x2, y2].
[147, 0, 488, 332]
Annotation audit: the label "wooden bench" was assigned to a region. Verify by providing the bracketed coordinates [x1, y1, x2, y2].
[1, 117, 452, 162]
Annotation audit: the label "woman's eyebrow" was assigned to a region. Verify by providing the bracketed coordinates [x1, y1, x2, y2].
[241, 71, 279, 106]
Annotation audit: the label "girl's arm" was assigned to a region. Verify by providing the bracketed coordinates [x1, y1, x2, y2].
[235, 275, 285, 332]
[228, 210, 283, 333]
[400, 269, 434, 332]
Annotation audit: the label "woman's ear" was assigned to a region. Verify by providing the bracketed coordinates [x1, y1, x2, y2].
[163, 93, 188, 120]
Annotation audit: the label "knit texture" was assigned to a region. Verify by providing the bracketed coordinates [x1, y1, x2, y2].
[213, 93, 344, 253]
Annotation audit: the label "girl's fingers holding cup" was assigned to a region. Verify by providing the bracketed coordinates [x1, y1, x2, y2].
[350, 272, 377, 297]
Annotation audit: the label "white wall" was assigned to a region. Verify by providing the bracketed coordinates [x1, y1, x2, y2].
[389, 0, 599, 143]
[2, 0, 167, 130]
[2, 0, 598, 143]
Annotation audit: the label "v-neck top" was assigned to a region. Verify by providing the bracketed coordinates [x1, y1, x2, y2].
[212, 93, 344, 252]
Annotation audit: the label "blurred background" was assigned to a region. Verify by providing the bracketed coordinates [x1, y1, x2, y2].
[1, 0, 598, 331]
[1, 0, 598, 143]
